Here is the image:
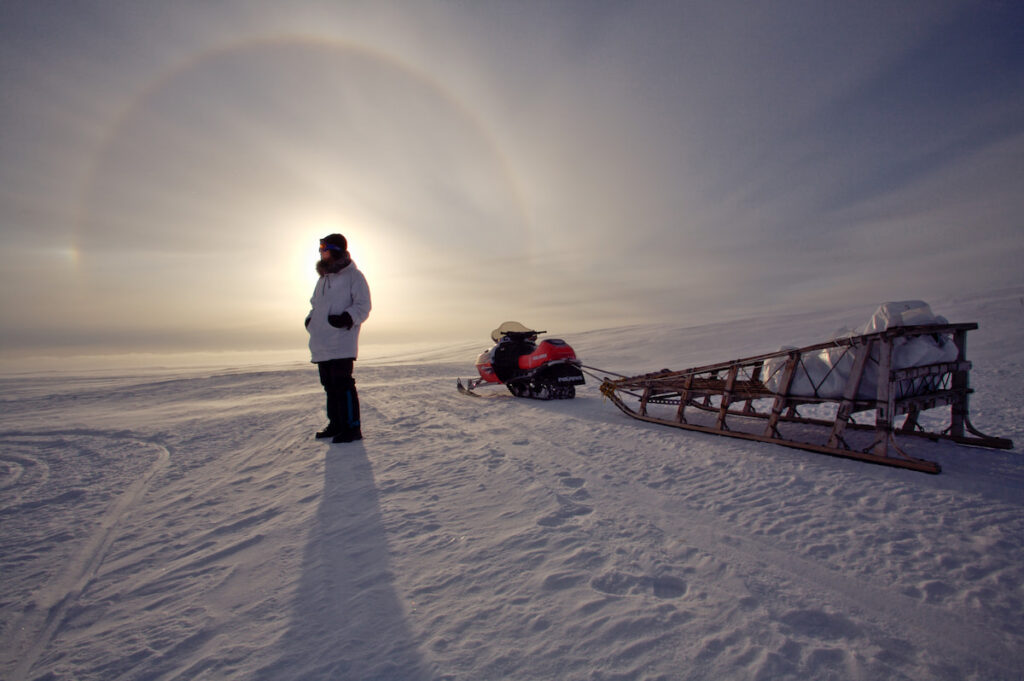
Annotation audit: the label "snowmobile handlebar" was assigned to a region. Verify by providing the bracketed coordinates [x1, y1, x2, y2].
[501, 330, 545, 340]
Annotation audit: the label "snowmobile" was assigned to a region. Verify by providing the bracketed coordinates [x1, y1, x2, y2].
[457, 322, 585, 399]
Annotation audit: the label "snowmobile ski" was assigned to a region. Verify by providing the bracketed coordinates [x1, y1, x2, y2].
[457, 378, 509, 399]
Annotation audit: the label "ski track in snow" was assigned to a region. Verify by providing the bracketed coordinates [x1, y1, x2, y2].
[1, 291, 1023, 680]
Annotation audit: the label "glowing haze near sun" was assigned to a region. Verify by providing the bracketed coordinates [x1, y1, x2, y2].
[1, 1, 1022, 364]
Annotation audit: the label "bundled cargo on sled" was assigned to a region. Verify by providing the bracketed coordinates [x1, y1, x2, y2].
[599, 302, 1012, 473]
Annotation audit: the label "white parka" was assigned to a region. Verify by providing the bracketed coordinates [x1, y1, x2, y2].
[306, 262, 372, 362]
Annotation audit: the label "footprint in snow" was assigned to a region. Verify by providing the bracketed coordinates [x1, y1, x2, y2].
[590, 570, 688, 599]
[536, 496, 593, 527]
[777, 609, 863, 641]
[556, 475, 592, 501]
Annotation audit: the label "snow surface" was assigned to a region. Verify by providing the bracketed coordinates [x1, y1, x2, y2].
[1, 289, 1023, 681]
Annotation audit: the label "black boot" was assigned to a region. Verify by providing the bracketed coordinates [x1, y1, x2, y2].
[315, 425, 341, 439]
[332, 428, 363, 444]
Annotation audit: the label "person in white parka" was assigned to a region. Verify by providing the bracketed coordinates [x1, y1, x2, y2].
[305, 233, 372, 443]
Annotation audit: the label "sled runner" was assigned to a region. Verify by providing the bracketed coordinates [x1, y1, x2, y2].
[599, 317, 1012, 474]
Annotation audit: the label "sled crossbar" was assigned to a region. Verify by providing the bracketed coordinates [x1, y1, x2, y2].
[599, 323, 1012, 474]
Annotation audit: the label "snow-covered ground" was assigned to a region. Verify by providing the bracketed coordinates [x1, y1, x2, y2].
[1, 289, 1023, 681]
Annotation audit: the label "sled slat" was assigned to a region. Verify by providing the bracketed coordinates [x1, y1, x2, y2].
[764, 353, 798, 439]
[828, 339, 873, 450]
[716, 365, 739, 431]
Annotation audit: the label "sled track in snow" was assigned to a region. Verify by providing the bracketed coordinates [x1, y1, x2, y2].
[509, 400, 1021, 677]
[0, 431, 171, 681]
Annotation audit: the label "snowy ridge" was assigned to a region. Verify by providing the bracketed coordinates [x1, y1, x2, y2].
[0, 289, 1022, 680]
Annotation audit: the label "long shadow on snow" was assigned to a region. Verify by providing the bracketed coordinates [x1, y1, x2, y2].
[255, 442, 433, 681]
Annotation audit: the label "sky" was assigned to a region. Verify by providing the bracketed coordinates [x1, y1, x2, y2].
[1, 0, 1022, 361]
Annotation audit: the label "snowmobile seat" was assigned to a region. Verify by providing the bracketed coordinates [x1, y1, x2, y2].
[491, 334, 536, 382]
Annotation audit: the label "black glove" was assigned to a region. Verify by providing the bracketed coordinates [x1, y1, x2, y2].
[328, 312, 354, 330]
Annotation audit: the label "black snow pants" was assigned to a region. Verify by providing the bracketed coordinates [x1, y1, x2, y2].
[318, 358, 361, 434]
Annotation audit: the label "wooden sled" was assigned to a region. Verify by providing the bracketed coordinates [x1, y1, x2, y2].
[599, 323, 1012, 474]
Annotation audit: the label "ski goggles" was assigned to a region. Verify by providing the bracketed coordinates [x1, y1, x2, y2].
[319, 243, 344, 253]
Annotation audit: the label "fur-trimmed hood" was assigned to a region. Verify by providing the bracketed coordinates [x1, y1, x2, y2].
[316, 252, 352, 276]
